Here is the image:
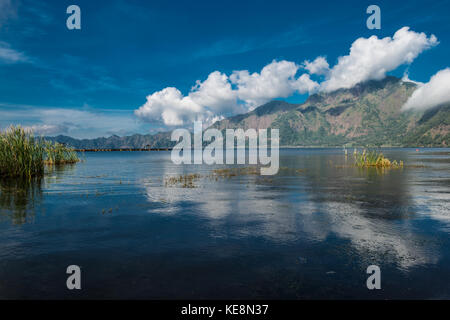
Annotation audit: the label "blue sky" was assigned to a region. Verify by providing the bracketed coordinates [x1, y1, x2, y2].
[0, 0, 449, 138]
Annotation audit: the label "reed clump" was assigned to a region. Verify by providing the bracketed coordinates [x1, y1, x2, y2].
[354, 149, 403, 168]
[44, 141, 79, 165]
[0, 126, 45, 178]
[0, 126, 79, 178]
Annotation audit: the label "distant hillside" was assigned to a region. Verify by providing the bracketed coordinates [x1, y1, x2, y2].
[212, 76, 449, 147]
[46, 131, 173, 149]
[48, 76, 449, 148]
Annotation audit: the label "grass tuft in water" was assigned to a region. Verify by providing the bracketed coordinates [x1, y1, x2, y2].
[43, 141, 79, 165]
[0, 126, 79, 178]
[0, 126, 45, 178]
[165, 174, 201, 188]
[354, 149, 403, 168]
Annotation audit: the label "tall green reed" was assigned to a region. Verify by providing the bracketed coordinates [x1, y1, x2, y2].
[0, 126, 45, 178]
[44, 141, 79, 165]
[0, 126, 79, 178]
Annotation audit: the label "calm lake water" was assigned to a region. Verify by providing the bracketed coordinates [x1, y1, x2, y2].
[0, 148, 449, 299]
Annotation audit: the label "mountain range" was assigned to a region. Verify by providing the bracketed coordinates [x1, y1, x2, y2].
[47, 76, 449, 148]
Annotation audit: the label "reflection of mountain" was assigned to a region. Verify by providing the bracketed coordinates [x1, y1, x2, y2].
[48, 77, 449, 148]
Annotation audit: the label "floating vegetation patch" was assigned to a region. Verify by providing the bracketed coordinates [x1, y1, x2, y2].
[278, 167, 306, 175]
[164, 167, 271, 188]
[163, 166, 307, 188]
[164, 173, 201, 188]
[211, 167, 260, 178]
[353, 149, 403, 169]
[162, 166, 305, 189]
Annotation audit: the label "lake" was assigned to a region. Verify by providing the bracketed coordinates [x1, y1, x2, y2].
[0, 148, 449, 299]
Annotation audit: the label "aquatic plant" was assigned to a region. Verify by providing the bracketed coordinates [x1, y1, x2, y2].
[212, 167, 260, 178]
[165, 173, 201, 188]
[44, 141, 79, 165]
[0, 126, 79, 178]
[0, 126, 45, 178]
[353, 149, 403, 168]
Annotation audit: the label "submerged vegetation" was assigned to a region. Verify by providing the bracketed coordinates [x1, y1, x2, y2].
[0, 126, 80, 178]
[165, 173, 201, 188]
[162, 166, 300, 189]
[212, 167, 260, 178]
[353, 149, 403, 168]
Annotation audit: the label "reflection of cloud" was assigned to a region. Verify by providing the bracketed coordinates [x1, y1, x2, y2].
[409, 180, 450, 230]
[298, 200, 438, 269]
[142, 173, 300, 241]
[140, 158, 197, 215]
[140, 156, 445, 269]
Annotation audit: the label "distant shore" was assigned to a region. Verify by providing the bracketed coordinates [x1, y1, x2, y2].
[73, 146, 449, 152]
[74, 148, 173, 152]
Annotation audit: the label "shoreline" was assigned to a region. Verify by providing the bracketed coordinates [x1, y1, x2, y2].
[73, 146, 450, 152]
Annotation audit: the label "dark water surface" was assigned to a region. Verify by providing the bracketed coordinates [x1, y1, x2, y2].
[0, 148, 449, 299]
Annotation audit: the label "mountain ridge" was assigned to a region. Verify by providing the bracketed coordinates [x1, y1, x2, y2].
[46, 76, 449, 148]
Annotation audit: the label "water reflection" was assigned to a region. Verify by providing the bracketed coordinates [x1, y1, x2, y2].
[0, 149, 449, 299]
[0, 164, 77, 224]
[139, 150, 447, 270]
[0, 177, 43, 225]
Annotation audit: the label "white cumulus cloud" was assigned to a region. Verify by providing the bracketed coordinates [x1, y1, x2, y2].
[402, 68, 450, 111]
[302, 56, 330, 75]
[189, 71, 239, 114]
[230, 60, 318, 109]
[321, 27, 438, 92]
[135, 60, 319, 126]
[134, 27, 440, 127]
[401, 71, 424, 86]
[135, 87, 202, 126]
[134, 72, 239, 127]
